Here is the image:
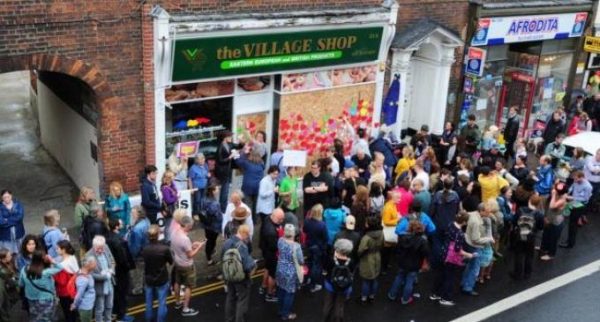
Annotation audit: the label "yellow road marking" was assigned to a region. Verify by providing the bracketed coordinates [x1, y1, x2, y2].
[127, 269, 265, 315]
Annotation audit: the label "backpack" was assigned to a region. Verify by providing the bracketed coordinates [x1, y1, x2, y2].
[515, 210, 536, 242]
[40, 228, 58, 253]
[330, 258, 353, 292]
[65, 273, 79, 299]
[222, 242, 246, 283]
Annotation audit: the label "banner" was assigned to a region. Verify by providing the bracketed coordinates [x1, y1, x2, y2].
[472, 12, 587, 46]
[172, 27, 384, 82]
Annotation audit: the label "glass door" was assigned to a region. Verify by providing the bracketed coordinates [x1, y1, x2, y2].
[497, 71, 536, 137]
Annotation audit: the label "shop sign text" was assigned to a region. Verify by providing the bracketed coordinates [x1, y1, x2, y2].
[172, 27, 383, 82]
[472, 12, 587, 46]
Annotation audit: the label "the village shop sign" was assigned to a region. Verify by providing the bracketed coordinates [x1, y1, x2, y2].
[171, 27, 384, 82]
[471, 12, 587, 46]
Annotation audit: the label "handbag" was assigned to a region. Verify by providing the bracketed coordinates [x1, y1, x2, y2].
[291, 243, 304, 284]
[444, 241, 464, 266]
[382, 226, 398, 244]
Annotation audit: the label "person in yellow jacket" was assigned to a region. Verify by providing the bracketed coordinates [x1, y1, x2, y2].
[478, 166, 509, 202]
[394, 146, 416, 183]
[381, 191, 400, 274]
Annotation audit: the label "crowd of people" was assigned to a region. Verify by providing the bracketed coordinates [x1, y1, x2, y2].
[0, 102, 599, 322]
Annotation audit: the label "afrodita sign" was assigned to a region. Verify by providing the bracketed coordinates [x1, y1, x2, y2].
[472, 12, 587, 46]
[171, 27, 383, 82]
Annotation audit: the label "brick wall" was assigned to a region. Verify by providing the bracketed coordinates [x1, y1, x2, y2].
[0, 0, 385, 193]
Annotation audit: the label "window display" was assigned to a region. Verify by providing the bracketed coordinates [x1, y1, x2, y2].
[166, 98, 233, 158]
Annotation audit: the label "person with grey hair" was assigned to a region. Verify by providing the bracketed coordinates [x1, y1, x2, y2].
[171, 215, 205, 316]
[85, 235, 116, 322]
[461, 203, 494, 296]
[323, 238, 355, 322]
[275, 224, 304, 320]
[71, 256, 97, 322]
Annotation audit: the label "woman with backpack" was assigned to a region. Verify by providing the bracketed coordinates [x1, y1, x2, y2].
[387, 221, 430, 304]
[510, 195, 544, 280]
[42, 210, 65, 259]
[72, 256, 97, 322]
[0, 247, 18, 322]
[357, 215, 384, 304]
[202, 185, 223, 266]
[18, 250, 63, 322]
[322, 238, 355, 322]
[53, 240, 79, 322]
[276, 224, 304, 320]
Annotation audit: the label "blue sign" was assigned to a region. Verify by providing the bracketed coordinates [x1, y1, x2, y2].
[465, 47, 486, 77]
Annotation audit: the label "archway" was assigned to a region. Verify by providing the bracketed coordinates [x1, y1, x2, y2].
[0, 55, 121, 230]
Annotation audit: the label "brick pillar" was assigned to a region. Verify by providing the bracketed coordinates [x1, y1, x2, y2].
[142, 3, 156, 166]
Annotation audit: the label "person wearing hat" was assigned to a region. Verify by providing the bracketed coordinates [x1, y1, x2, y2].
[222, 190, 253, 240]
[223, 203, 253, 242]
[341, 161, 366, 210]
[215, 130, 245, 212]
[333, 215, 361, 265]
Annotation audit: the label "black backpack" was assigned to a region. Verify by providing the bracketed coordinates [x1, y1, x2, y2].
[330, 258, 353, 292]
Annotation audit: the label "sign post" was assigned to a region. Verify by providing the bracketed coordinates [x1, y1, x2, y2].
[465, 47, 486, 77]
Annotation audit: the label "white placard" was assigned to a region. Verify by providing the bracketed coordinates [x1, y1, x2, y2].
[476, 98, 488, 111]
[282, 150, 308, 167]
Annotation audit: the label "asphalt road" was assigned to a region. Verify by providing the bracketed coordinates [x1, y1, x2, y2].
[129, 214, 600, 322]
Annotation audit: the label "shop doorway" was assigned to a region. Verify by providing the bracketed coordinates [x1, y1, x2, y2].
[497, 71, 536, 136]
[0, 71, 81, 233]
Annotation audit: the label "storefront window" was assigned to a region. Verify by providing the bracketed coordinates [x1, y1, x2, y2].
[530, 53, 573, 129]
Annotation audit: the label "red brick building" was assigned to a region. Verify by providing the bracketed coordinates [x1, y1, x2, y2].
[0, 0, 391, 195]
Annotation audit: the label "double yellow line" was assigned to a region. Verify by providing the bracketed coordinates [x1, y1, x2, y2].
[126, 269, 265, 316]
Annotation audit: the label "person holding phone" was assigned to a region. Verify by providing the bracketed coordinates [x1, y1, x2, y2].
[171, 216, 205, 317]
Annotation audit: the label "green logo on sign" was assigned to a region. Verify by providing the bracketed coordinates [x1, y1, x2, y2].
[182, 48, 207, 71]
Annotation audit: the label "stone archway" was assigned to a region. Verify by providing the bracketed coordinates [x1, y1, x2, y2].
[0, 54, 122, 193]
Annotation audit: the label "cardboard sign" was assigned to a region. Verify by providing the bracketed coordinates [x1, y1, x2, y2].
[177, 141, 199, 157]
[282, 150, 308, 167]
[465, 47, 486, 77]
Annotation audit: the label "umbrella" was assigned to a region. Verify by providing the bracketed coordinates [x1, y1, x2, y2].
[562, 131, 600, 155]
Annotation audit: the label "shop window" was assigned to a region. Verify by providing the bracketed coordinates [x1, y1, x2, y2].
[541, 38, 577, 55]
[165, 80, 234, 103]
[165, 97, 233, 159]
[530, 53, 573, 128]
[237, 76, 271, 94]
[486, 45, 508, 62]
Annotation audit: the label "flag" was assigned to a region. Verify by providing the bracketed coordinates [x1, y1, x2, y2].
[382, 74, 400, 126]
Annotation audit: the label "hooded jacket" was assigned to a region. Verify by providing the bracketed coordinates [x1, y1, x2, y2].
[396, 233, 429, 271]
[430, 189, 460, 233]
[535, 165, 554, 196]
[357, 229, 384, 280]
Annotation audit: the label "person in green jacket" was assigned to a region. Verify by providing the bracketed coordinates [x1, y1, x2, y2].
[357, 215, 384, 304]
[279, 167, 299, 212]
[460, 114, 481, 154]
[74, 187, 98, 229]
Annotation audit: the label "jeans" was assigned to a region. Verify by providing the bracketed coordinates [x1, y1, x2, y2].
[566, 205, 585, 247]
[219, 178, 231, 212]
[205, 229, 219, 261]
[94, 289, 114, 322]
[541, 222, 564, 256]
[432, 263, 462, 301]
[307, 245, 324, 286]
[144, 282, 170, 322]
[277, 287, 296, 319]
[361, 278, 379, 298]
[461, 249, 481, 292]
[59, 296, 77, 322]
[225, 280, 251, 322]
[512, 239, 535, 279]
[113, 271, 130, 319]
[193, 188, 206, 215]
[388, 269, 417, 302]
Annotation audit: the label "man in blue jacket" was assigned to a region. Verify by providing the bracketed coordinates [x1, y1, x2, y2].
[534, 155, 554, 197]
[141, 165, 161, 224]
[395, 202, 436, 237]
